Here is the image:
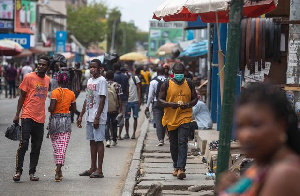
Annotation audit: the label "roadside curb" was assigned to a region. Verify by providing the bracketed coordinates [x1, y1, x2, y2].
[121, 118, 149, 196]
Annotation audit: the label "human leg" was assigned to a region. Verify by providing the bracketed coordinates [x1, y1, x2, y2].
[105, 114, 111, 142]
[152, 103, 165, 142]
[29, 121, 44, 175]
[15, 119, 32, 177]
[177, 123, 189, 169]
[110, 112, 118, 142]
[168, 129, 179, 169]
[96, 141, 104, 174]
[131, 102, 139, 139]
[8, 81, 13, 97]
[124, 102, 132, 139]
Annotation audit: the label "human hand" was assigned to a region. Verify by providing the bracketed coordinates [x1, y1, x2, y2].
[13, 115, 19, 124]
[180, 104, 188, 110]
[170, 103, 180, 109]
[93, 118, 100, 129]
[138, 99, 141, 106]
[77, 116, 82, 128]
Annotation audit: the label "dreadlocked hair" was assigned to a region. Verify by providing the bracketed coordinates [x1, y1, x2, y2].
[238, 83, 300, 155]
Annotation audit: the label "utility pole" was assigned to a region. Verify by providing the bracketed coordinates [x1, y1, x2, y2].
[110, 19, 117, 54]
[287, 0, 300, 109]
[206, 23, 211, 109]
[215, 0, 244, 183]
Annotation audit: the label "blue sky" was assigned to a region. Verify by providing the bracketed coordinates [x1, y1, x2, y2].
[89, 0, 164, 32]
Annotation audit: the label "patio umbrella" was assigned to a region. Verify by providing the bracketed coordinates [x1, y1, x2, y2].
[153, 0, 278, 101]
[0, 39, 24, 56]
[156, 42, 180, 56]
[120, 52, 147, 61]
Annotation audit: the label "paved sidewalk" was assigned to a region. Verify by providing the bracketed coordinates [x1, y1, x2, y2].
[133, 124, 215, 196]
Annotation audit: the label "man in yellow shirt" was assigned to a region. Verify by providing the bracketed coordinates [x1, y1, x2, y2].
[141, 65, 151, 104]
[158, 62, 197, 180]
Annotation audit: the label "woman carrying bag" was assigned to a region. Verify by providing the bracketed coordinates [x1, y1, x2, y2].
[48, 71, 76, 182]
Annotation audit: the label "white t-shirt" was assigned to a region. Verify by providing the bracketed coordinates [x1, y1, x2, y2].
[85, 76, 108, 124]
[128, 75, 140, 103]
[21, 65, 33, 79]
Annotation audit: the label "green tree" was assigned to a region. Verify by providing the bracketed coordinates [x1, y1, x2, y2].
[67, 3, 108, 47]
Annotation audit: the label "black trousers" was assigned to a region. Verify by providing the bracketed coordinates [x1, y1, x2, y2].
[8, 80, 15, 97]
[16, 118, 44, 175]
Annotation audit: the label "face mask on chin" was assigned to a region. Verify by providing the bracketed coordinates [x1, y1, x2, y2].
[174, 74, 184, 82]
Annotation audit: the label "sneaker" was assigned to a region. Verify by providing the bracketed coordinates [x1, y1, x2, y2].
[111, 141, 117, 146]
[123, 134, 130, 139]
[177, 169, 186, 180]
[157, 140, 164, 146]
[105, 140, 111, 147]
[172, 169, 178, 177]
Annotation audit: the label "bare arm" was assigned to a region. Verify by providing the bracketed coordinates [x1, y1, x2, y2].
[118, 95, 123, 114]
[49, 99, 57, 113]
[93, 95, 106, 129]
[77, 100, 86, 128]
[13, 90, 27, 123]
[157, 83, 179, 109]
[137, 83, 141, 106]
[180, 83, 198, 110]
[70, 102, 76, 113]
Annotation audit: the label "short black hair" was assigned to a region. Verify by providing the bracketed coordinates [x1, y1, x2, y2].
[39, 56, 50, 66]
[238, 83, 300, 155]
[173, 62, 185, 71]
[91, 59, 102, 68]
[113, 63, 121, 71]
[106, 70, 114, 80]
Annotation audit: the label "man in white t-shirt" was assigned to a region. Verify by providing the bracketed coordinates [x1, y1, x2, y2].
[77, 59, 108, 178]
[21, 62, 33, 81]
[124, 72, 141, 139]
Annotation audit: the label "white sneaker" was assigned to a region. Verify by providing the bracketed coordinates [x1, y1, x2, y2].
[157, 140, 164, 146]
[106, 140, 111, 147]
[111, 141, 117, 146]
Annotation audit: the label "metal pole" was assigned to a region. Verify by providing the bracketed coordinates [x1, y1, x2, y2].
[206, 23, 211, 109]
[216, 0, 244, 183]
[287, 0, 300, 109]
[110, 19, 117, 54]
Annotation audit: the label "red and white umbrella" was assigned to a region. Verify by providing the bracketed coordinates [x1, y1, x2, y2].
[153, 0, 278, 23]
[0, 39, 24, 56]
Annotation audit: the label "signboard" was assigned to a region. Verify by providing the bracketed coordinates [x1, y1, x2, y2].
[148, 21, 185, 57]
[0, 34, 31, 49]
[0, 20, 13, 29]
[56, 31, 67, 53]
[0, 0, 14, 19]
[14, 0, 37, 34]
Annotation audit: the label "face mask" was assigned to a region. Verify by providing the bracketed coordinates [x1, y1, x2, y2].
[174, 74, 184, 81]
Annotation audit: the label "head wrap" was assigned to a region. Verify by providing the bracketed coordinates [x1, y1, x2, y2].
[57, 71, 70, 85]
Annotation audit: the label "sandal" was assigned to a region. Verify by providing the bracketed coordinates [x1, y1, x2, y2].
[131, 135, 136, 139]
[118, 136, 123, 140]
[55, 173, 61, 182]
[79, 170, 93, 176]
[89, 171, 104, 178]
[29, 173, 39, 181]
[13, 173, 21, 182]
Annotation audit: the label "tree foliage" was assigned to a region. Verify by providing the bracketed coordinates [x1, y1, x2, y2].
[67, 3, 149, 54]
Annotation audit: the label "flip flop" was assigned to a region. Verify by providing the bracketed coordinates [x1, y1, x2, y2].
[13, 173, 21, 182]
[89, 172, 104, 178]
[79, 170, 92, 176]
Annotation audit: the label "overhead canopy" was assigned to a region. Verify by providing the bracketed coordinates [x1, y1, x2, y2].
[186, 16, 207, 30]
[153, 0, 278, 23]
[179, 40, 208, 58]
[120, 52, 147, 61]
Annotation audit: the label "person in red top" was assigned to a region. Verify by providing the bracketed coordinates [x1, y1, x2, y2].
[12, 56, 51, 182]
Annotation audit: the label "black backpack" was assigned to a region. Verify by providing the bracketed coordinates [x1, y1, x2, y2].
[5, 123, 21, 141]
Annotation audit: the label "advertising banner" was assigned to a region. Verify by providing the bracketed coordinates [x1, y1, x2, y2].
[0, 34, 31, 49]
[14, 0, 36, 34]
[0, 0, 14, 19]
[148, 21, 185, 57]
[0, 20, 13, 29]
[56, 31, 67, 53]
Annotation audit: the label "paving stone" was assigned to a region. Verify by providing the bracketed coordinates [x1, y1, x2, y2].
[142, 153, 197, 159]
[136, 180, 215, 190]
[144, 158, 203, 164]
[142, 162, 207, 169]
[134, 189, 210, 196]
[140, 173, 209, 181]
[141, 167, 209, 174]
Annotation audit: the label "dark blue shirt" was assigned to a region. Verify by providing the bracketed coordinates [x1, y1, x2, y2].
[114, 71, 128, 101]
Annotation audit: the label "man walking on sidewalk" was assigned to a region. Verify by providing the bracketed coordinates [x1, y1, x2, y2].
[77, 59, 108, 178]
[124, 72, 141, 139]
[145, 67, 166, 146]
[113, 63, 129, 140]
[158, 62, 197, 180]
[12, 56, 51, 182]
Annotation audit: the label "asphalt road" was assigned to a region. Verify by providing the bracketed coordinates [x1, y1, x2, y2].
[0, 92, 144, 196]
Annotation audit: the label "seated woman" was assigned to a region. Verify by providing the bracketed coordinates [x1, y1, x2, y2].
[218, 83, 300, 196]
[48, 71, 76, 182]
[192, 90, 213, 130]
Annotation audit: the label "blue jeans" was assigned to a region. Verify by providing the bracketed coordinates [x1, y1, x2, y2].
[105, 112, 118, 142]
[125, 101, 139, 119]
[168, 123, 190, 169]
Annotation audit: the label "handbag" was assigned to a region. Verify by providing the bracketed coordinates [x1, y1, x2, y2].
[5, 123, 21, 141]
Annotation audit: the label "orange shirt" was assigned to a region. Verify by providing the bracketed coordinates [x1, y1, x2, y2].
[19, 72, 50, 123]
[51, 88, 75, 114]
[141, 70, 151, 85]
[162, 79, 192, 131]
